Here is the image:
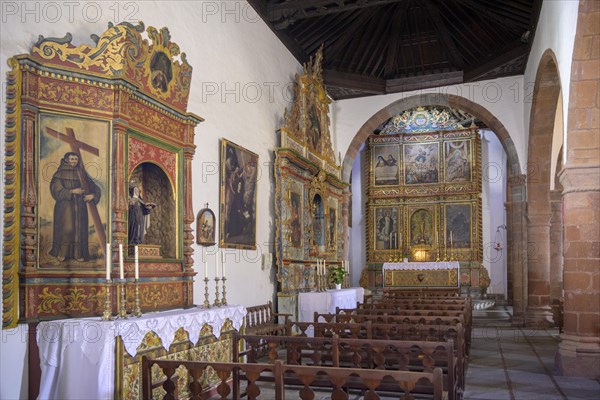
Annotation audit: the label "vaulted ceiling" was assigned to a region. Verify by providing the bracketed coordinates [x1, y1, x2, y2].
[248, 0, 543, 100]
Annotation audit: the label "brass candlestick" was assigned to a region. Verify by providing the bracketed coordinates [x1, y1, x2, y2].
[101, 280, 113, 321]
[118, 280, 128, 319]
[132, 279, 142, 317]
[203, 277, 211, 308]
[221, 277, 228, 306]
[213, 277, 221, 307]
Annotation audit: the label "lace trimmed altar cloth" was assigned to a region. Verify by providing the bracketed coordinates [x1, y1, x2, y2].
[36, 305, 246, 400]
[382, 261, 460, 288]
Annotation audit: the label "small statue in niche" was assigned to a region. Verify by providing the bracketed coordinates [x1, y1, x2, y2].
[128, 182, 157, 244]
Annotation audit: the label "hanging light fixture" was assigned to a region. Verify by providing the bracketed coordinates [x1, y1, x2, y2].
[494, 225, 507, 251]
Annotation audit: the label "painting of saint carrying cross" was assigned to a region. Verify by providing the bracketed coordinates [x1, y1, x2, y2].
[38, 113, 110, 269]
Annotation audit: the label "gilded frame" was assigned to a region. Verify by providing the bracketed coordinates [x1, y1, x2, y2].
[371, 143, 400, 186]
[219, 139, 259, 249]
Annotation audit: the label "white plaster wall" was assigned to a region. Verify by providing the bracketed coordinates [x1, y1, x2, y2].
[481, 129, 508, 297]
[524, 0, 578, 163]
[332, 76, 528, 173]
[0, 2, 298, 398]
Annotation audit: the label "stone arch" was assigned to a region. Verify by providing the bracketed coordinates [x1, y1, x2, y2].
[342, 93, 526, 313]
[526, 49, 563, 326]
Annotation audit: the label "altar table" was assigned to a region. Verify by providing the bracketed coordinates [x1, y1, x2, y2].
[36, 305, 246, 400]
[382, 261, 460, 288]
[298, 287, 365, 323]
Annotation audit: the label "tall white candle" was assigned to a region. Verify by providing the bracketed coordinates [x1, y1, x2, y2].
[119, 243, 124, 280]
[204, 248, 208, 278]
[215, 249, 219, 278]
[222, 251, 226, 277]
[105, 243, 111, 281]
[134, 245, 139, 280]
[450, 231, 453, 248]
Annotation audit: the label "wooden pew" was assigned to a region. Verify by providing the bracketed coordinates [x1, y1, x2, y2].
[244, 301, 291, 336]
[141, 357, 445, 400]
[234, 333, 458, 400]
[287, 320, 466, 392]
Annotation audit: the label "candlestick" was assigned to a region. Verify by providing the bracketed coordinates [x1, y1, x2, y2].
[105, 243, 111, 281]
[203, 277, 211, 308]
[118, 281, 128, 319]
[134, 246, 139, 280]
[101, 280, 113, 321]
[132, 279, 142, 317]
[213, 277, 221, 307]
[119, 244, 124, 280]
[221, 276, 228, 306]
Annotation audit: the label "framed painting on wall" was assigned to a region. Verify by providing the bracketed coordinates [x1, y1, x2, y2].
[404, 143, 439, 185]
[372, 144, 400, 186]
[196, 205, 216, 246]
[220, 139, 258, 249]
[444, 140, 472, 182]
[38, 113, 111, 269]
[289, 190, 303, 248]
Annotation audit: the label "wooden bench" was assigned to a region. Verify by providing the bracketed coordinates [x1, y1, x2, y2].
[244, 301, 291, 336]
[141, 357, 445, 400]
[235, 333, 459, 400]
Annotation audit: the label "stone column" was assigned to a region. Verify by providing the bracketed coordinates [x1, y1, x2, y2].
[506, 174, 527, 325]
[556, 166, 600, 377]
[526, 211, 553, 326]
[549, 190, 564, 301]
[555, 0, 600, 378]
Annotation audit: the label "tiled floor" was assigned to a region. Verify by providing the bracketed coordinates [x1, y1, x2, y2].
[465, 306, 600, 400]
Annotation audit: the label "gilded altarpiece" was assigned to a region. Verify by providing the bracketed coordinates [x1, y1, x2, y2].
[360, 108, 488, 292]
[274, 49, 348, 320]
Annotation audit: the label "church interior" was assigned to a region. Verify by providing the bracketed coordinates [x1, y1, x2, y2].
[0, 0, 598, 399]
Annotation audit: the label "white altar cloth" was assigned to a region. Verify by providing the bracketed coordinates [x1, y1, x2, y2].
[382, 261, 460, 271]
[36, 305, 246, 400]
[298, 287, 364, 323]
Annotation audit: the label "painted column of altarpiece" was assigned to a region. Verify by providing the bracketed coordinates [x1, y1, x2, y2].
[2, 22, 202, 329]
[274, 50, 348, 320]
[360, 110, 490, 293]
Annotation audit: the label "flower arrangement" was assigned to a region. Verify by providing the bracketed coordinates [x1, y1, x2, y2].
[329, 266, 348, 284]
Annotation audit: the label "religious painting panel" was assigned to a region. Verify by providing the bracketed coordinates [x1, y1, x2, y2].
[196, 206, 216, 246]
[38, 113, 111, 269]
[404, 143, 439, 185]
[372, 144, 400, 186]
[444, 204, 472, 248]
[373, 206, 400, 251]
[220, 139, 258, 249]
[326, 197, 339, 253]
[444, 140, 472, 182]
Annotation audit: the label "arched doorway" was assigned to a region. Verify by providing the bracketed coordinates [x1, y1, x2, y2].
[342, 93, 527, 319]
[526, 49, 563, 326]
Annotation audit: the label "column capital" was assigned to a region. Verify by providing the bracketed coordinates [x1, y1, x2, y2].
[558, 164, 600, 194]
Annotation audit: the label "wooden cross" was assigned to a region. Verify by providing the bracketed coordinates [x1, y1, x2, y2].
[46, 127, 107, 254]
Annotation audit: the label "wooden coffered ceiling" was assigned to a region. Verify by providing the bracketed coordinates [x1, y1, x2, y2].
[247, 0, 543, 100]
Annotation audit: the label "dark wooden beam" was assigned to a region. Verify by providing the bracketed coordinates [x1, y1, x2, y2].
[383, 0, 411, 77]
[386, 71, 463, 93]
[464, 41, 528, 82]
[456, 0, 529, 32]
[323, 69, 386, 94]
[268, 0, 406, 29]
[422, 0, 464, 70]
[246, 0, 307, 62]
